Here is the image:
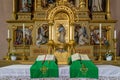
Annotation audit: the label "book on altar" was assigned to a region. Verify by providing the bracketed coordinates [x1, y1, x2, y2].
[70, 53, 98, 79]
[30, 54, 58, 78]
[36, 54, 55, 61]
[36, 55, 45, 61]
[46, 54, 55, 61]
[71, 53, 80, 62]
[71, 53, 90, 62]
[79, 54, 90, 60]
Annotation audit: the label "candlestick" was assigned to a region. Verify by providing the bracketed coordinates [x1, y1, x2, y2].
[22, 38, 27, 60]
[114, 30, 116, 39]
[5, 38, 11, 60]
[113, 39, 117, 61]
[98, 38, 102, 61]
[23, 24, 25, 38]
[8, 29, 10, 38]
[99, 24, 102, 38]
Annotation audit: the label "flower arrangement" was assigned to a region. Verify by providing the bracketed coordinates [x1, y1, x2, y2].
[105, 50, 113, 57]
[9, 53, 16, 56]
[9, 50, 17, 61]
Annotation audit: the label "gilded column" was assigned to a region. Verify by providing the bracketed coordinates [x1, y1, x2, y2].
[12, 0, 16, 20]
[70, 23, 74, 41]
[52, 24, 54, 40]
[106, 0, 112, 19]
[70, 24, 72, 41]
[48, 23, 53, 41]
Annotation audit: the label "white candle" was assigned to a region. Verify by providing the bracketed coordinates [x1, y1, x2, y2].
[114, 30, 116, 39]
[99, 24, 102, 38]
[23, 24, 25, 38]
[8, 29, 10, 38]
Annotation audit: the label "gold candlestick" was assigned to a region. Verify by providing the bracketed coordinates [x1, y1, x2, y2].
[22, 38, 27, 60]
[5, 38, 11, 60]
[113, 39, 117, 61]
[98, 38, 102, 61]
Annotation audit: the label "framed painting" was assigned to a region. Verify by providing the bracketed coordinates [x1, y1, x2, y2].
[13, 26, 32, 46]
[90, 28, 108, 45]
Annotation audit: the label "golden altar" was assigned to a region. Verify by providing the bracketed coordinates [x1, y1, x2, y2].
[6, 0, 118, 64]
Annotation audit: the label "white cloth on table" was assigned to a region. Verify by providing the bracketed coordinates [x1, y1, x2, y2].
[0, 64, 120, 80]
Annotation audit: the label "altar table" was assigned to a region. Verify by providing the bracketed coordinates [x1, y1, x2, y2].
[0, 65, 120, 80]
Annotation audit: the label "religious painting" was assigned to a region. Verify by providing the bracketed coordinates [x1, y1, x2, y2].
[14, 26, 32, 46]
[90, 28, 109, 46]
[36, 24, 49, 47]
[74, 24, 89, 45]
[18, 0, 34, 12]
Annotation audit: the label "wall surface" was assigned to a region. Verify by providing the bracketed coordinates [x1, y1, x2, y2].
[0, 0, 120, 59]
[0, 0, 12, 59]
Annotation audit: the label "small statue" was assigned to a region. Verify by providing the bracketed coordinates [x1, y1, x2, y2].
[58, 24, 66, 43]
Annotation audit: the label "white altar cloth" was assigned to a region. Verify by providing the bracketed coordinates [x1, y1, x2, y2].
[0, 64, 120, 80]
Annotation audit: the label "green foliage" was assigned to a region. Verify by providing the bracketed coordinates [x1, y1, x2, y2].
[9, 53, 16, 56]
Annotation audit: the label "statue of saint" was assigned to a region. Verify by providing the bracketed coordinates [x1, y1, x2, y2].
[88, 0, 106, 12]
[19, 0, 32, 12]
[58, 24, 66, 43]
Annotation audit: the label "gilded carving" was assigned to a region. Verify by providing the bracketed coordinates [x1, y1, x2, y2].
[6, 0, 117, 64]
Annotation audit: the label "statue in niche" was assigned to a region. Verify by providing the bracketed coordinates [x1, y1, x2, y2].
[19, 0, 33, 12]
[88, 0, 106, 12]
[58, 24, 66, 43]
[36, 24, 49, 47]
[74, 24, 89, 45]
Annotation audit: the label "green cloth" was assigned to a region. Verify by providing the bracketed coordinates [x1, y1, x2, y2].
[70, 59, 98, 79]
[30, 60, 58, 78]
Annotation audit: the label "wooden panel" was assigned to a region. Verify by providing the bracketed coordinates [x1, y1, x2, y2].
[75, 46, 94, 60]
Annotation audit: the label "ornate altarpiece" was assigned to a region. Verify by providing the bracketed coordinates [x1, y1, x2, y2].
[6, 0, 117, 64]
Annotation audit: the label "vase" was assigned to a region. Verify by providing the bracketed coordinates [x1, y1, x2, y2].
[10, 56, 17, 61]
[106, 56, 112, 61]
